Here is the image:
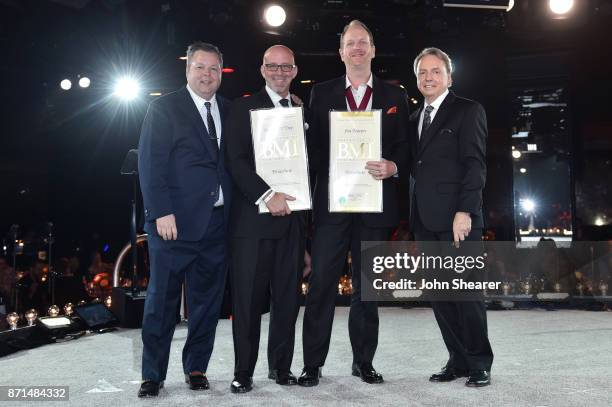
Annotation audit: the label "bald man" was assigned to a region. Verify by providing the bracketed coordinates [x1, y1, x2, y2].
[224, 45, 306, 393]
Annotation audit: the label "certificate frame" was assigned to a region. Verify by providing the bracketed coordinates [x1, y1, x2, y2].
[250, 106, 312, 214]
[328, 109, 383, 213]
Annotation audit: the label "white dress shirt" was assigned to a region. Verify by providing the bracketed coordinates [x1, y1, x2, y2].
[418, 88, 449, 138]
[345, 74, 373, 111]
[186, 84, 224, 206]
[265, 85, 293, 108]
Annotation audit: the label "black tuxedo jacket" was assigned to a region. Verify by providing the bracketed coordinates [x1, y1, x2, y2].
[307, 75, 410, 228]
[138, 86, 233, 241]
[409, 90, 487, 232]
[225, 88, 305, 239]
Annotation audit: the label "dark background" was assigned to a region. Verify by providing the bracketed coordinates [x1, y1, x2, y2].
[1, 0, 611, 262]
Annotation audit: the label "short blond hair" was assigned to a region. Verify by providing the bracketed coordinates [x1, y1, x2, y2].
[340, 20, 374, 48]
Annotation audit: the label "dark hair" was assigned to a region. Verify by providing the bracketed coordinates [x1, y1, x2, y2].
[340, 20, 374, 48]
[186, 41, 223, 67]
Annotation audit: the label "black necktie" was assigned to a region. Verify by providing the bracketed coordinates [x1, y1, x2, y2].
[421, 105, 434, 137]
[279, 98, 289, 107]
[204, 101, 219, 156]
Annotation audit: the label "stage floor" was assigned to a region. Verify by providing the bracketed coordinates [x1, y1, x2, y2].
[2, 307, 611, 406]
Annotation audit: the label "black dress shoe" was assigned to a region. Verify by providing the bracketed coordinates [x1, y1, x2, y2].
[297, 366, 322, 387]
[230, 375, 253, 394]
[268, 369, 298, 385]
[137, 380, 163, 398]
[352, 363, 384, 384]
[184, 372, 210, 390]
[429, 366, 469, 382]
[465, 370, 491, 387]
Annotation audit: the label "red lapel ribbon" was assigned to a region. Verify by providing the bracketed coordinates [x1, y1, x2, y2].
[345, 85, 372, 111]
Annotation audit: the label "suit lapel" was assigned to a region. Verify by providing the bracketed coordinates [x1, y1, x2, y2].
[418, 91, 456, 154]
[331, 77, 348, 110]
[371, 75, 386, 111]
[256, 87, 275, 109]
[177, 86, 218, 160]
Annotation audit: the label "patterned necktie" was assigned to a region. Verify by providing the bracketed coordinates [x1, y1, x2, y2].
[204, 101, 219, 156]
[421, 105, 434, 137]
[279, 98, 289, 107]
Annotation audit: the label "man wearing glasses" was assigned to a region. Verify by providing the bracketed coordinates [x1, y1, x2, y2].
[299, 20, 410, 387]
[137, 41, 232, 397]
[225, 45, 305, 393]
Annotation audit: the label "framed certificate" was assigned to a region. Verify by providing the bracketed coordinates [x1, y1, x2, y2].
[328, 110, 382, 213]
[250, 106, 312, 214]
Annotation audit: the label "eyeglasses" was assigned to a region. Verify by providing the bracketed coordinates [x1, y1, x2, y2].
[264, 63, 296, 72]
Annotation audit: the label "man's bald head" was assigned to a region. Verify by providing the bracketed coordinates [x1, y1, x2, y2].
[263, 45, 295, 64]
[261, 44, 298, 97]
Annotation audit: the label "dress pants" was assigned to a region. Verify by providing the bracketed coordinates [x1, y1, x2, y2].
[303, 215, 390, 368]
[141, 208, 227, 382]
[230, 216, 303, 376]
[413, 203, 494, 372]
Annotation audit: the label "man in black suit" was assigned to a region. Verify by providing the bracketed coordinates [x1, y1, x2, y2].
[409, 47, 493, 387]
[298, 20, 410, 386]
[137, 41, 232, 397]
[224, 45, 305, 393]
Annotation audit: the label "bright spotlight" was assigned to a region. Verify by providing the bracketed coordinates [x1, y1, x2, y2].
[79, 77, 91, 88]
[264, 5, 286, 27]
[594, 217, 605, 226]
[519, 168, 527, 174]
[114, 77, 140, 101]
[549, 0, 573, 15]
[521, 199, 536, 212]
[60, 79, 72, 90]
[512, 150, 522, 159]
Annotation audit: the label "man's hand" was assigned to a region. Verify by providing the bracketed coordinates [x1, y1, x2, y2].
[365, 158, 398, 180]
[156, 214, 178, 241]
[453, 211, 472, 247]
[265, 192, 296, 216]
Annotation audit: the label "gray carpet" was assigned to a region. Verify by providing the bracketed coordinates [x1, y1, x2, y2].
[2, 307, 612, 406]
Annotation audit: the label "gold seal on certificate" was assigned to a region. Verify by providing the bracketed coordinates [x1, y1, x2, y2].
[329, 110, 382, 212]
[250, 106, 312, 214]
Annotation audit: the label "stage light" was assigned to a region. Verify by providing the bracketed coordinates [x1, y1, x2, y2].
[512, 150, 522, 159]
[25, 309, 38, 326]
[63, 303, 74, 316]
[48, 305, 60, 317]
[264, 5, 286, 27]
[222, 67, 235, 73]
[594, 217, 604, 226]
[149, 92, 162, 96]
[7, 312, 19, 330]
[521, 199, 536, 212]
[60, 79, 72, 90]
[79, 77, 91, 88]
[519, 168, 527, 173]
[113, 77, 140, 101]
[549, 0, 573, 15]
